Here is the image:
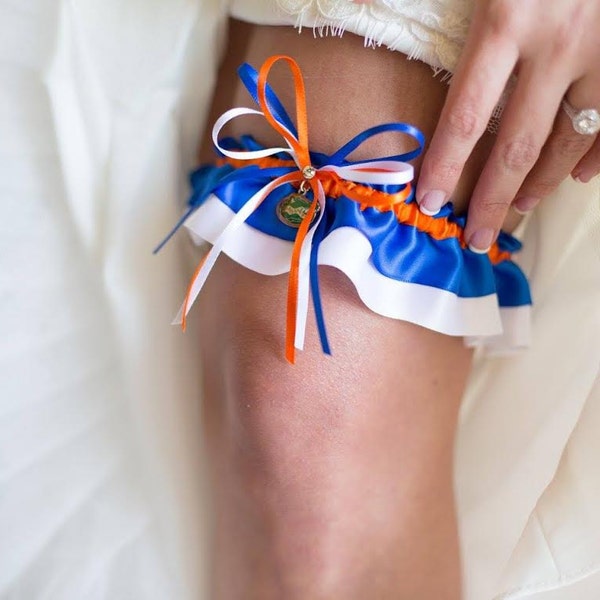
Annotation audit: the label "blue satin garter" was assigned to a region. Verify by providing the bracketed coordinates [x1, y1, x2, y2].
[161, 58, 532, 357]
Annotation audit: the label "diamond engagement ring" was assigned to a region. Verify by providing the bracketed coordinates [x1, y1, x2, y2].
[561, 99, 600, 135]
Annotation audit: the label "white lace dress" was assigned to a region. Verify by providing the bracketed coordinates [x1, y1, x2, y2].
[232, 0, 473, 74]
[231, 0, 510, 129]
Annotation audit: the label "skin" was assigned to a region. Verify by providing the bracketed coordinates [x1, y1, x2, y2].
[200, 259, 469, 599]
[195, 19, 521, 600]
[417, 0, 600, 251]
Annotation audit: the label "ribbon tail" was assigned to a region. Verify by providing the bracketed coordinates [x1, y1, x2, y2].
[309, 212, 331, 355]
[174, 243, 228, 330]
[293, 210, 320, 353]
[295, 184, 329, 353]
[153, 205, 196, 255]
[285, 229, 306, 364]
[293, 247, 310, 354]
[174, 173, 300, 330]
[286, 183, 326, 363]
[172, 252, 209, 330]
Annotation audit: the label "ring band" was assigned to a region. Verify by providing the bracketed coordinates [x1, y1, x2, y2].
[562, 99, 600, 135]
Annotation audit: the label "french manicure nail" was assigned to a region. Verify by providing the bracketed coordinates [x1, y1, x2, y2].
[574, 170, 595, 184]
[419, 190, 446, 216]
[468, 228, 496, 254]
[513, 196, 539, 215]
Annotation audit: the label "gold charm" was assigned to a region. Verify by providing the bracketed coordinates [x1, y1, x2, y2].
[276, 192, 320, 228]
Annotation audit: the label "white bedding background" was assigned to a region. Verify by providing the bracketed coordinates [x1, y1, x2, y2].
[0, 1, 599, 599]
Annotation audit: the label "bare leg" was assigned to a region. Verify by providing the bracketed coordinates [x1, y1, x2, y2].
[200, 260, 469, 599]
[197, 20, 514, 599]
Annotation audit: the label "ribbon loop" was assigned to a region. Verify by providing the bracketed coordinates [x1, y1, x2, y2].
[328, 122, 425, 166]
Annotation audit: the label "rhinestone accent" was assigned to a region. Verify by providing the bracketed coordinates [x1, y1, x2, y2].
[302, 165, 317, 179]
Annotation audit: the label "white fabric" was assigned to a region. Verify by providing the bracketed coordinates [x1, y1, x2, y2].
[1, 2, 599, 600]
[231, 0, 474, 74]
[0, 1, 227, 598]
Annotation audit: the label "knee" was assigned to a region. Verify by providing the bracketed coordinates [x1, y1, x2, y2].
[224, 351, 352, 494]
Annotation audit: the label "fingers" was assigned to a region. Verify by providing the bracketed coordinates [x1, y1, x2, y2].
[416, 0, 600, 250]
[463, 61, 568, 251]
[416, 20, 519, 215]
[573, 135, 600, 183]
[514, 94, 597, 213]
[570, 78, 600, 183]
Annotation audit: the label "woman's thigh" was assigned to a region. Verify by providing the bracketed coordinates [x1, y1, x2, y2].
[199, 257, 469, 598]
[194, 19, 493, 598]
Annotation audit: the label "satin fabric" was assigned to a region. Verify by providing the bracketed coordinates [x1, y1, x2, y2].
[191, 137, 531, 304]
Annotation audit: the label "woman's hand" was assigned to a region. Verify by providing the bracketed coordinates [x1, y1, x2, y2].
[416, 0, 600, 251]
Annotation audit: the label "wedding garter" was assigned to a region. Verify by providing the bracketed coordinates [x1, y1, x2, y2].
[158, 55, 531, 362]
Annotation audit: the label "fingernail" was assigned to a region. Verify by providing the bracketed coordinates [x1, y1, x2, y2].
[468, 228, 496, 254]
[573, 170, 595, 184]
[419, 190, 446, 216]
[513, 196, 539, 215]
